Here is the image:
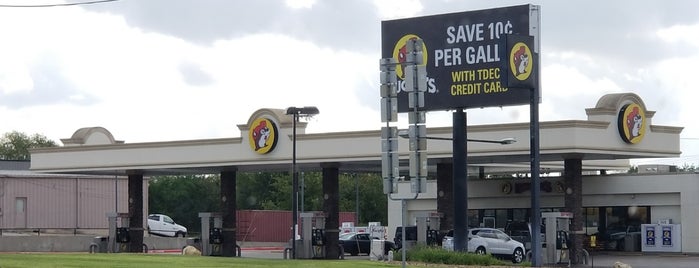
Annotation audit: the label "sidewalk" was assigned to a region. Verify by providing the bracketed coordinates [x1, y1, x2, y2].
[569, 252, 699, 268]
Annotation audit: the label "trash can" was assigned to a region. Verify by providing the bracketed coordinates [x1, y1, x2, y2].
[90, 236, 108, 253]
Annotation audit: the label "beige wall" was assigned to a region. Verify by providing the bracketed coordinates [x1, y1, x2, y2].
[388, 173, 698, 253]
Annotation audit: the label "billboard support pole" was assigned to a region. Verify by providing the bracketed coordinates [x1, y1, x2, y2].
[531, 4, 542, 263]
[530, 85, 542, 267]
[452, 108, 467, 252]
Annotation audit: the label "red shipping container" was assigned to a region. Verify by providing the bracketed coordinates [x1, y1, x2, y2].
[236, 210, 356, 242]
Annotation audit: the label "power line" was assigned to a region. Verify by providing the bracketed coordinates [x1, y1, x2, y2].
[0, 0, 119, 7]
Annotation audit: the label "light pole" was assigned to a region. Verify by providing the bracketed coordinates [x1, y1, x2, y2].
[286, 106, 319, 259]
[355, 173, 359, 225]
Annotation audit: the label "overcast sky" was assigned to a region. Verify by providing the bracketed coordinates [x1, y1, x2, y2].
[0, 0, 697, 166]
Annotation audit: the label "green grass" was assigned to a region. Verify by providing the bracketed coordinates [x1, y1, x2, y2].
[0, 253, 410, 268]
[0, 249, 533, 268]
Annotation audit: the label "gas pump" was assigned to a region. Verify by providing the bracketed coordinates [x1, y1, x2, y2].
[299, 212, 326, 259]
[541, 212, 573, 265]
[416, 212, 442, 246]
[198, 212, 223, 256]
[106, 212, 130, 253]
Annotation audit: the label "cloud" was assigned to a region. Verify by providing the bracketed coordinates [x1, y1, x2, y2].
[656, 23, 699, 47]
[0, 0, 697, 166]
[83, 0, 381, 52]
[178, 61, 214, 87]
[0, 55, 98, 108]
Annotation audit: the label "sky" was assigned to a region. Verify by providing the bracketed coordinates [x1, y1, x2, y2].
[0, 0, 697, 166]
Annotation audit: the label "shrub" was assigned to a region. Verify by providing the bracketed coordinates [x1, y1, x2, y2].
[393, 245, 530, 266]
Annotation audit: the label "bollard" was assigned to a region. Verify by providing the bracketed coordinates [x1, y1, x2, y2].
[89, 236, 108, 253]
[590, 235, 597, 248]
[283, 247, 292, 259]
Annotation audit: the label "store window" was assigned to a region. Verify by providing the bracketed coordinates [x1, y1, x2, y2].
[605, 206, 648, 229]
[468, 210, 479, 228]
[584, 207, 600, 235]
[512, 209, 529, 222]
[482, 209, 496, 228]
[583, 206, 649, 237]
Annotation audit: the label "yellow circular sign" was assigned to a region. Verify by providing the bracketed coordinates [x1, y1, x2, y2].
[618, 103, 646, 144]
[509, 42, 533, 81]
[392, 34, 428, 79]
[248, 117, 278, 154]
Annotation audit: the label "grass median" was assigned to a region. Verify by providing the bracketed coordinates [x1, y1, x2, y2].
[0, 247, 530, 268]
[0, 253, 407, 268]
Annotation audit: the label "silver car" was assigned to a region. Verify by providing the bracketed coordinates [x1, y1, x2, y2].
[442, 227, 525, 263]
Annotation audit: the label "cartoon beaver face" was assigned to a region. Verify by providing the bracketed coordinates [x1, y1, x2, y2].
[251, 121, 270, 151]
[513, 46, 529, 75]
[626, 107, 643, 138]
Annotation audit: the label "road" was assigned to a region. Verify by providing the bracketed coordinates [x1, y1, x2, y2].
[572, 252, 699, 268]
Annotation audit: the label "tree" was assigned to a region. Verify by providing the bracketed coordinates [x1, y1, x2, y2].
[0, 131, 57, 160]
[627, 165, 638, 173]
[236, 171, 388, 224]
[148, 175, 221, 234]
[149, 171, 389, 234]
[339, 173, 387, 225]
[678, 163, 696, 172]
[236, 172, 294, 210]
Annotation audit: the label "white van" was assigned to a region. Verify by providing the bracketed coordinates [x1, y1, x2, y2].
[147, 214, 188, 237]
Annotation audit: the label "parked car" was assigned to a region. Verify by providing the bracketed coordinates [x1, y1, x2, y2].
[442, 227, 525, 263]
[339, 232, 395, 256]
[505, 220, 545, 251]
[393, 226, 417, 249]
[598, 222, 641, 250]
[147, 214, 187, 237]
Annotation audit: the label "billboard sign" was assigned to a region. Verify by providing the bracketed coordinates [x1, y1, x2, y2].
[381, 4, 540, 112]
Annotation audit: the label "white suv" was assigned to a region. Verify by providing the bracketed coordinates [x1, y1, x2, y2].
[147, 214, 188, 237]
[442, 227, 525, 263]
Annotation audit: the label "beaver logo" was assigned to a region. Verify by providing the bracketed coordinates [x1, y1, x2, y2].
[252, 121, 270, 150]
[618, 103, 646, 144]
[248, 117, 278, 154]
[509, 42, 533, 81]
[626, 107, 643, 138]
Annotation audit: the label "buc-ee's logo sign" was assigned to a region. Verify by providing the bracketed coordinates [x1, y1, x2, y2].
[508, 42, 533, 81]
[248, 117, 278, 154]
[617, 103, 646, 144]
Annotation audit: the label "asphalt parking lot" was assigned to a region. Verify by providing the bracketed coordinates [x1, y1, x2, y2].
[571, 252, 699, 268]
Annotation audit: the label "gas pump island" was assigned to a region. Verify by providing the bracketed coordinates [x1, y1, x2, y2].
[192, 212, 242, 257]
[541, 212, 573, 265]
[285, 212, 328, 259]
[106, 212, 135, 253]
[89, 212, 143, 253]
[416, 212, 442, 246]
